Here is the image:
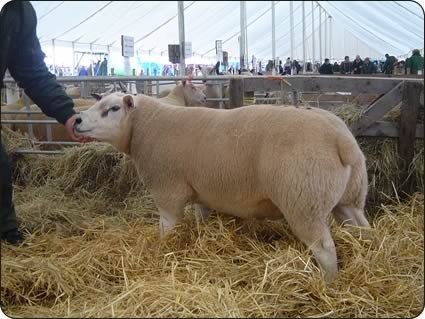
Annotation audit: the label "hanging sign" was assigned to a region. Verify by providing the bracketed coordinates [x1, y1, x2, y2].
[216, 40, 223, 62]
[184, 41, 192, 58]
[121, 35, 134, 57]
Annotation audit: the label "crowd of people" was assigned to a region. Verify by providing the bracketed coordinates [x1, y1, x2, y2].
[318, 50, 423, 76]
[77, 57, 108, 76]
[47, 50, 423, 79]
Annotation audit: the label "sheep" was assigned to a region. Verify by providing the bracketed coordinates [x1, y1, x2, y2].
[198, 65, 224, 109]
[157, 84, 212, 107]
[116, 80, 205, 107]
[158, 80, 206, 106]
[157, 89, 172, 98]
[74, 92, 371, 284]
[65, 85, 81, 98]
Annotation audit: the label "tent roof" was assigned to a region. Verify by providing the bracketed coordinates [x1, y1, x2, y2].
[30, 1, 424, 60]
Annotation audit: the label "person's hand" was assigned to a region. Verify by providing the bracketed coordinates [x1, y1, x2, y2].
[65, 114, 95, 143]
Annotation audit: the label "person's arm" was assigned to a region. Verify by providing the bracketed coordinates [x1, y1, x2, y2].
[5, 1, 91, 142]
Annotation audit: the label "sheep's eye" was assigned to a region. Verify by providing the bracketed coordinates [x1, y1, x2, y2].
[101, 105, 120, 117]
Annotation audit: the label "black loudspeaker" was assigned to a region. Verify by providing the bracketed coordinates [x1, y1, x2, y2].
[168, 45, 180, 64]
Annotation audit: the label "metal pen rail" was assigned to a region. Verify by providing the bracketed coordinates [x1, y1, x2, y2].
[1, 76, 235, 154]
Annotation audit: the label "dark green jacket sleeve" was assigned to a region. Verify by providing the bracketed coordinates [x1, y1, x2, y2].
[4, 0, 75, 125]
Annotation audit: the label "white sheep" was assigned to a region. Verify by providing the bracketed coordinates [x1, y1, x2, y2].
[74, 92, 371, 283]
[121, 81, 206, 107]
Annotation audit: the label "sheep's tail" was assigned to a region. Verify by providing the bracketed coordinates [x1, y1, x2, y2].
[337, 134, 368, 209]
[337, 133, 362, 167]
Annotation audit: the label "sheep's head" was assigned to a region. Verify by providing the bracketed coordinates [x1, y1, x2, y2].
[74, 92, 135, 143]
[180, 80, 207, 106]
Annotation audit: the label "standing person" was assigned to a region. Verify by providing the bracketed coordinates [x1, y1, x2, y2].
[278, 60, 284, 75]
[405, 57, 410, 75]
[78, 66, 88, 76]
[340, 56, 353, 74]
[332, 62, 341, 73]
[99, 57, 108, 76]
[87, 62, 93, 76]
[293, 60, 301, 74]
[284, 57, 291, 75]
[319, 58, 333, 74]
[382, 54, 397, 75]
[406, 49, 424, 75]
[362, 57, 377, 74]
[0, 0, 93, 245]
[352, 55, 363, 74]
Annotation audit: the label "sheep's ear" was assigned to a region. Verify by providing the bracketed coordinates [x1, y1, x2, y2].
[91, 93, 102, 101]
[103, 87, 114, 96]
[123, 95, 134, 110]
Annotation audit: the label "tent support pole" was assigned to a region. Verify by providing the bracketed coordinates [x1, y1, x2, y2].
[240, 1, 247, 70]
[324, 11, 328, 59]
[52, 39, 56, 75]
[177, 1, 186, 76]
[290, 1, 294, 69]
[72, 41, 75, 76]
[329, 16, 332, 61]
[312, 1, 315, 71]
[302, 1, 306, 73]
[271, 1, 276, 75]
[319, 6, 322, 64]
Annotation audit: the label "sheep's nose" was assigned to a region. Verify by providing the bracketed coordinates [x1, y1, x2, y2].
[74, 116, 82, 125]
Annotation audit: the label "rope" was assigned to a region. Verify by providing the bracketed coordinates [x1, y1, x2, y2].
[38, 1, 65, 21]
[392, 1, 423, 20]
[253, 4, 312, 58]
[202, 1, 284, 56]
[54, 1, 114, 40]
[324, 1, 402, 54]
[134, 1, 196, 45]
[88, 1, 141, 45]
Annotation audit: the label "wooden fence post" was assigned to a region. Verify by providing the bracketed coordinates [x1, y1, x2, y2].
[229, 78, 244, 109]
[398, 81, 422, 197]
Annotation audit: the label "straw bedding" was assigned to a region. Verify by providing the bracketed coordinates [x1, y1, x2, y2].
[1, 100, 424, 317]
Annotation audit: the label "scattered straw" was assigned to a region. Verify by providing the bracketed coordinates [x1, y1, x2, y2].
[1, 189, 423, 317]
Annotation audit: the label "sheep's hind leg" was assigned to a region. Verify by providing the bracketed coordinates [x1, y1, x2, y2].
[281, 209, 338, 284]
[332, 205, 374, 242]
[332, 206, 370, 227]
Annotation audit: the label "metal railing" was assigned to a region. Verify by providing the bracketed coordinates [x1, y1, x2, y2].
[1, 76, 244, 154]
[3, 74, 422, 155]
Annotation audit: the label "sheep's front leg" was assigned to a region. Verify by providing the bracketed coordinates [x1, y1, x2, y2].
[194, 204, 210, 224]
[153, 186, 192, 238]
[159, 210, 181, 238]
[156, 204, 184, 238]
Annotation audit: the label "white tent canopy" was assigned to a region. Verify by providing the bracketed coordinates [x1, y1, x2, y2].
[30, 1, 423, 64]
